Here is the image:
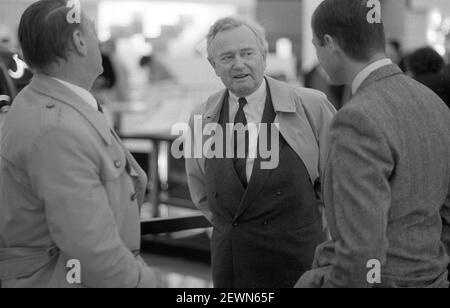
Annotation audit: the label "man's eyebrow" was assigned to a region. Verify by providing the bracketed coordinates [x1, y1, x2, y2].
[218, 51, 234, 57]
[240, 47, 256, 52]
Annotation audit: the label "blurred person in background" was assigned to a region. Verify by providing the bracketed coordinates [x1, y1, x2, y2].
[304, 64, 351, 110]
[0, 0, 158, 288]
[0, 24, 15, 51]
[93, 39, 130, 103]
[297, 0, 450, 288]
[140, 53, 176, 84]
[0, 24, 33, 94]
[386, 39, 406, 72]
[405, 46, 450, 109]
[186, 17, 336, 288]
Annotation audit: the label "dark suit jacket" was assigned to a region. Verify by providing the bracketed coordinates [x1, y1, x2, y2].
[298, 64, 450, 288]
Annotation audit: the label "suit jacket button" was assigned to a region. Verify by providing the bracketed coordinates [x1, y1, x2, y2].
[46, 103, 55, 109]
[263, 221, 268, 226]
[232, 223, 238, 227]
[275, 190, 282, 196]
[114, 160, 122, 168]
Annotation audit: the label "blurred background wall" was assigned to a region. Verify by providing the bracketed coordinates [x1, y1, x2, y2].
[2, 0, 450, 71]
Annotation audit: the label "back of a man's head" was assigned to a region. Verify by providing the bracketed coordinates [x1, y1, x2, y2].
[18, 0, 84, 71]
[312, 0, 386, 62]
[406, 47, 445, 77]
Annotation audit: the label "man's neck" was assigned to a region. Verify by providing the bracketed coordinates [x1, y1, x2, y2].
[44, 63, 95, 91]
[345, 53, 387, 86]
[50, 72, 93, 91]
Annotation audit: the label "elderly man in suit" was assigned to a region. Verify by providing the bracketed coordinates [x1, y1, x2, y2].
[0, 0, 157, 288]
[297, 0, 450, 288]
[186, 17, 336, 288]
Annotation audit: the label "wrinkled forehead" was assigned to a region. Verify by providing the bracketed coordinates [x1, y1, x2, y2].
[210, 25, 260, 57]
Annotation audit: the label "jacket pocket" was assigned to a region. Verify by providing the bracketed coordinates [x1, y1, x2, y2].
[0, 246, 59, 280]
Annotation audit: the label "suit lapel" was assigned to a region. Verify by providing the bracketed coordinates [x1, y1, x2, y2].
[234, 81, 278, 220]
[267, 76, 320, 183]
[30, 73, 112, 145]
[206, 91, 245, 218]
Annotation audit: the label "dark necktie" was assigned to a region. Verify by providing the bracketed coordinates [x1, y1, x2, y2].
[233, 97, 249, 187]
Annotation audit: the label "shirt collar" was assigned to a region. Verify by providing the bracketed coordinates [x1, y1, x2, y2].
[229, 80, 267, 107]
[51, 77, 98, 110]
[352, 58, 392, 94]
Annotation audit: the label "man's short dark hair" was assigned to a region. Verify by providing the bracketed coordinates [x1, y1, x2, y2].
[406, 47, 444, 76]
[312, 0, 386, 62]
[18, 0, 84, 71]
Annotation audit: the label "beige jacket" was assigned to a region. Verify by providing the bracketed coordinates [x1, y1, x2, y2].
[0, 74, 156, 288]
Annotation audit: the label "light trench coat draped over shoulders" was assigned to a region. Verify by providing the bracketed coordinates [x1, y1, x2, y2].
[185, 76, 337, 223]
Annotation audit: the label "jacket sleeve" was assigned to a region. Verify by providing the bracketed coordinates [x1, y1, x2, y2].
[321, 107, 394, 288]
[302, 92, 336, 234]
[442, 186, 450, 270]
[185, 113, 214, 223]
[27, 126, 157, 288]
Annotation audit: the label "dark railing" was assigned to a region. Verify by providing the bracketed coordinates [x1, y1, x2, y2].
[140, 215, 212, 264]
[141, 215, 212, 235]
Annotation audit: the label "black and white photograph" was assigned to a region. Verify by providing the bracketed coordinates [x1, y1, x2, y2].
[1, 0, 450, 293]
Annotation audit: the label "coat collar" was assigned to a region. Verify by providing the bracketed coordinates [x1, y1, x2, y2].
[355, 64, 403, 95]
[30, 73, 112, 145]
[202, 75, 296, 122]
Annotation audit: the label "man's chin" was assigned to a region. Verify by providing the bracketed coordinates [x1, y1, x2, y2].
[231, 86, 253, 97]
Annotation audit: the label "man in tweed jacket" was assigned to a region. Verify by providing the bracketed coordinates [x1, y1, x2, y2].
[297, 0, 450, 288]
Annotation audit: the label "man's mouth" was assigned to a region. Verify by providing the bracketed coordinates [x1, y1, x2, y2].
[233, 74, 250, 80]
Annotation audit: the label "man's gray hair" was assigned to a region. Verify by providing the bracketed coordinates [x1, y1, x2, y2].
[206, 17, 269, 59]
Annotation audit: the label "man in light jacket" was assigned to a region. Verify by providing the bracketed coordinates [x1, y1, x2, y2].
[0, 0, 157, 288]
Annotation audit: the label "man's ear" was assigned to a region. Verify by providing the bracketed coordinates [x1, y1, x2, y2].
[72, 29, 88, 57]
[324, 34, 340, 55]
[323, 35, 334, 48]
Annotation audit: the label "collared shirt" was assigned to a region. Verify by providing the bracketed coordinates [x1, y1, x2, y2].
[51, 77, 98, 110]
[228, 81, 267, 182]
[351, 58, 392, 94]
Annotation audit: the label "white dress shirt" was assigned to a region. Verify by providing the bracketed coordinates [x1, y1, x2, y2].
[52, 77, 98, 110]
[351, 58, 392, 95]
[228, 81, 267, 182]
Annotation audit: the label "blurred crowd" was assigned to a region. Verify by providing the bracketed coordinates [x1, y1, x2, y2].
[2, 22, 450, 115]
[305, 40, 450, 111]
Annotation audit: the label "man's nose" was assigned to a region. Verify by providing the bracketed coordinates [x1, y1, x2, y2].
[233, 55, 245, 69]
